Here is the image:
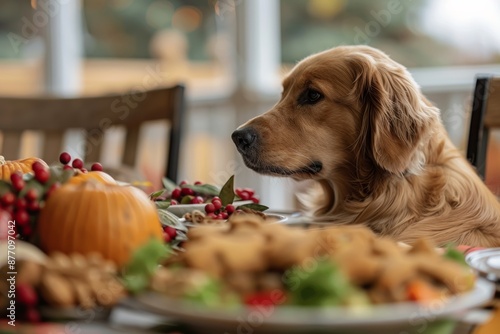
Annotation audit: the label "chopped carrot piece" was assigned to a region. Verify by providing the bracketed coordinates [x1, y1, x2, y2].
[407, 280, 441, 303]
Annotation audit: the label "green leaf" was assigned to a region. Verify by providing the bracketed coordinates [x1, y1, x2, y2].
[180, 195, 193, 204]
[237, 203, 269, 212]
[18, 179, 45, 200]
[162, 177, 178, 192]
[169, 231, 188, 251]
[218, 175, 235, 206]
[443, 245, 468, 267]
[157, 209, 188, 232]
[0, 181, 12, 196]
[59, 169, 77, 184]
[22, 173, 34, 181]
[149, 190, 164, 200]
[154, 201, 171, 210]
[121, 238, 170, 294]
[182, 183, 220, 196]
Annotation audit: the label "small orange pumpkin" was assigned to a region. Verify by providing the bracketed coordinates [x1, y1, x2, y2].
[66, 170, 116, 185]
[0, 155, 48, 180]
[38, 180, 163, 267]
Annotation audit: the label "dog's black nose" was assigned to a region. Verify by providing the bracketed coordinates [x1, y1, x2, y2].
[232, 128, 257, 153]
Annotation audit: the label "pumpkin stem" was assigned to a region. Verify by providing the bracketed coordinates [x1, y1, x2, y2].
[0, 156, 5, 165]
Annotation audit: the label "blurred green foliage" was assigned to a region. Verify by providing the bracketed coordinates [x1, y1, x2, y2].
[0, 0, 499, 67]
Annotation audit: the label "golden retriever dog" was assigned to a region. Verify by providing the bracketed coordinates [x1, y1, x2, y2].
[232, 45, 500, 247]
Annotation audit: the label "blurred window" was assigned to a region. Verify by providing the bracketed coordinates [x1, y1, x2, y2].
[280, 0, 500, 67]
[82, 0, 218, 61]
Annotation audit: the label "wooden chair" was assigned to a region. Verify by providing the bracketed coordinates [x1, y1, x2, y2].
[0, 85, 185, 182]
[466, 75, 500, 179]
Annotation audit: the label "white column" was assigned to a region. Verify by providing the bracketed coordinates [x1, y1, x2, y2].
[237, 0, 281, 96]
[39, 0, 82, 96]
[233, 0, 294, 211]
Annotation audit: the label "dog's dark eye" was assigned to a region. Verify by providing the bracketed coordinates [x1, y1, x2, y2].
[299, 88, 323, 105]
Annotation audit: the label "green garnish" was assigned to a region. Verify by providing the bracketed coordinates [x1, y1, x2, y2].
[443, 245, 468, 266]
[285, 259, 368, 307]
[121, 238, 171, 294]
[184, 276, 239, 307]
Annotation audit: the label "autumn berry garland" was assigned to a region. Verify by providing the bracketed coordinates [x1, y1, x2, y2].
[0, 155, 48, 181]
[0, 153, 115, 242]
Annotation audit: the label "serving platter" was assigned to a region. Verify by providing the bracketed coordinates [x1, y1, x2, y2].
[132, 278, 494, 334]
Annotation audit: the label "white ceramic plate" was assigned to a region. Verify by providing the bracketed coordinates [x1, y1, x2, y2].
[166, 200, 253, 217]
[132, 278, 494, 334]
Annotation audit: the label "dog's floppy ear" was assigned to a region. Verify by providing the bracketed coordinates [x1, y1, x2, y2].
[352, 54, 439, 174]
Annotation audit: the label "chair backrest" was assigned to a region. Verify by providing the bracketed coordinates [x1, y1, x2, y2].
[467, 76, 500, 179]
[0, 85, 185, 182]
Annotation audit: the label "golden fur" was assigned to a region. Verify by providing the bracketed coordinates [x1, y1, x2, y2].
[233, 45, 500, 247]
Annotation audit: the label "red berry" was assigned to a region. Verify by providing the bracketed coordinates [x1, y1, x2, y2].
[91, 163, 103, 171]
[212, 199, 222, 210]
[59, 152, 71, 165]
[72, 158, 84, 169]
[194, 181, 203, 185]
[190, 196, 204, 204]
[163, 232, 171, 243]
[63, 165, 73, 171]
[14, 210, 30, 226]
[205, 203, 215, 213]
[27, 201, 39, 212]
[181, 187, 194, 196]
[25, 307, 41, 323]
[221, 212, 229, 220]
[207, 213, 217, 219]
[31, 161, 45, 172]
[239, 191, 251, 200]
[179, 180, 188, 186]
[17, 284, 38, 306]
[12, 179, 25, 192]
[250, 196, 260, 204]
[4, 206, 14, 217]
[34, 168, 50, 183]
[170, 199, 178, 205]
[243, 188, 255, 197]
[164, 226, 177, 239]
[10, 172, 22, 183]
[226, 204, 235, 214]
[0, 193, 15, 207]
[15, 198, 27, 210]
[216, 213, 224, 220]
[212, 196, 220, 201]
[81, 168, 88, 173]
[171, 188, 181, 200]
[244, 290, 286, 307]
[25, 189, 38, 202]
[21, 224, 33, 238]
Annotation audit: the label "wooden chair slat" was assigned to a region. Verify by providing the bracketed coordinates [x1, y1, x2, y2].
[467, 76, 500, 179]
[485, 78, 500, 127]
[1, 131, 22, 159]
[42, 131, 64, 164]
[122, 126, 140, 167]
[84, 128, 103, 163]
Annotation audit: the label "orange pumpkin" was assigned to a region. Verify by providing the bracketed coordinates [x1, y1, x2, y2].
[66, 170, 116, 185]
[38, 180, 163, 267]
[0, 155, 48, 180]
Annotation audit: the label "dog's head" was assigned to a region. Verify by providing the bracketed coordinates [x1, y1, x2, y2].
[232, 45, 439, 181]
